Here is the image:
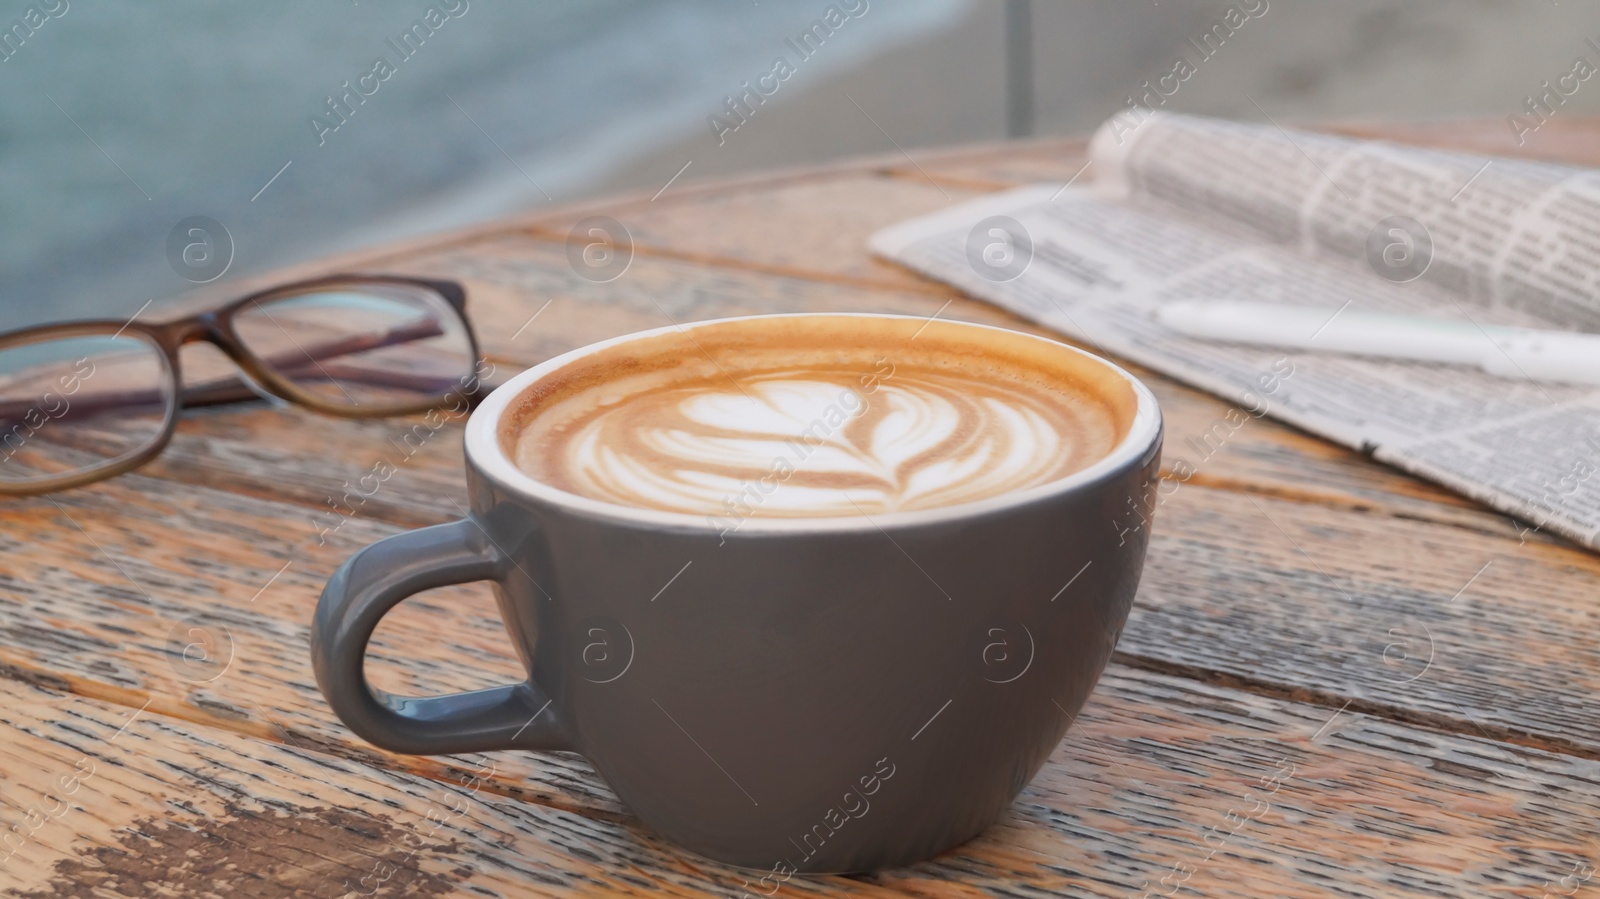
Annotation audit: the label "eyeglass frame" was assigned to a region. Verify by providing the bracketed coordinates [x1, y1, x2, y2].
[0, 273, 480, 496]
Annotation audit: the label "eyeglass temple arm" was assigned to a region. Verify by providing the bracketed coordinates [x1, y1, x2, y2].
[0, 318, 473, 423]
[185, 317, 452, 407]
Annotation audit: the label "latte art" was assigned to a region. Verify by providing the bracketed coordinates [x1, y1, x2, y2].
[543, 367, 1096, 517]
[505, 317, 1130, 520]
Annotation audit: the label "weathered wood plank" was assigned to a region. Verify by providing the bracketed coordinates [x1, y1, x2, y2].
[5, 462, 1593, 895]
[0, 475, 625, 818]
[416, 234, 968, 360]
[919, 664, 1600, 899]
[1123, 483, 1600, 759]
[6, 665, 1599, 897]
[878, 137, 1091, 190]
[0, 679, 896, 898]
[522, 175, 968, 294]
[7, 426, 1600, 786]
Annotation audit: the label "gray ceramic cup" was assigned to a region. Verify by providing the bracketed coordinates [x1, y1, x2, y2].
[312, 313, 1162, 875]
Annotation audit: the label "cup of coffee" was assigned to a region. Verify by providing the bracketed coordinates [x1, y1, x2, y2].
[312, 313, 1161, 873]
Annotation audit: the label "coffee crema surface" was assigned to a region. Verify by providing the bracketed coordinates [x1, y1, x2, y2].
[502, 317, 1136, 518]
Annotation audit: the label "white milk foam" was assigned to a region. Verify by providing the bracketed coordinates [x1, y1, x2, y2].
[515, 365, 1115, 519]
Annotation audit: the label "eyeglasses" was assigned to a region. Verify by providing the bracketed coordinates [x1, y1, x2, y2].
[0, 274, 485, 496]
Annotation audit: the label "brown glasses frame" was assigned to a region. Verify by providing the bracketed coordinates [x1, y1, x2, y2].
[0, 274, 479, 496]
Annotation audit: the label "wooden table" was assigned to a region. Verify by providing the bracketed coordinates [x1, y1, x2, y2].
[6, 119, 1600, 898]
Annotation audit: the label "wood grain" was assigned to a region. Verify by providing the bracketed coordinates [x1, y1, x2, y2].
[1124, 483, 1600, 759]
[523, 175, 968, 294]
[4, 419, 1598, 786]
[0, 679, 888, 898]
[0, 474, 624, 818]
[906, 664, 1600, 899]
[4, 664, 1598, 897]
[879, 137, 1094, 191]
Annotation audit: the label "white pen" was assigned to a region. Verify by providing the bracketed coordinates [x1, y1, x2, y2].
[1153, 299, 1600, 387]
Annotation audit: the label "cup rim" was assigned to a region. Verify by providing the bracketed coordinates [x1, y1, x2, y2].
[466, 313, 1162, 533]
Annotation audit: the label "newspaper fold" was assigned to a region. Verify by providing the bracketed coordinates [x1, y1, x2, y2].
[871, 112, 1600, 551]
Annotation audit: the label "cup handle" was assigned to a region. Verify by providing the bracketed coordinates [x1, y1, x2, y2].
[311, 517, 570, 755]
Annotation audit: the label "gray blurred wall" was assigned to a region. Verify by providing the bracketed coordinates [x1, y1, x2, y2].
[600, 0, 1600, 194]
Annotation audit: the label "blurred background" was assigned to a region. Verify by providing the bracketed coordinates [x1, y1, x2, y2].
[4, 0, 1599, 329]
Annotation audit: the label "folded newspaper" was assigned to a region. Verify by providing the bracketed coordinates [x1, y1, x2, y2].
[871, 112, 1600, 551]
